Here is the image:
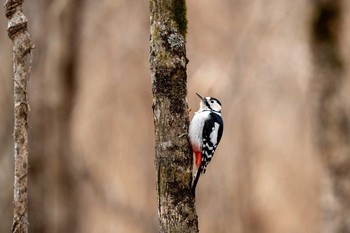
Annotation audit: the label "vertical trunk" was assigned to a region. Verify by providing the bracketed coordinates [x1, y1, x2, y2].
[311, 1, 350, 232]
[150, 0, 199, 232]
[28, 1, 81, 232]
[4, 0, 33, 232]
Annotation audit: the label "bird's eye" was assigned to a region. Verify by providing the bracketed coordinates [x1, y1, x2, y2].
[210, 100, 214, 103]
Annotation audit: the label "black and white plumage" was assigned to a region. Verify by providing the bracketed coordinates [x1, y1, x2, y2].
[189, 93, 224, 195]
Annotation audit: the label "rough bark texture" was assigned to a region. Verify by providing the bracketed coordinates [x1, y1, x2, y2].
[311, 0, 350, 232]
[4, 0, 33, 232]
[150, 0, 199, 232]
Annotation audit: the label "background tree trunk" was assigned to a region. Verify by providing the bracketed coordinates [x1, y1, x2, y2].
[26, 1, 81, 232]
[311, 0, 350, 232]
[4, 0, 33, 232]
[150, 0, 199, 232]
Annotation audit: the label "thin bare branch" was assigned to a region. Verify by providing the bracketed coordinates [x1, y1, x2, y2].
[4, 0, 32, 232]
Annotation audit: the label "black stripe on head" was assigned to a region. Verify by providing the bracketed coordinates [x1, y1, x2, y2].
[204, 98, 211, 109]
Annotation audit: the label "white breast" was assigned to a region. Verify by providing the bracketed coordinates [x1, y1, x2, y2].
[189, 111, 210, 151]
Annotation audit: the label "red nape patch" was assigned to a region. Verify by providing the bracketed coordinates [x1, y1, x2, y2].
[195, 152, 202, 168]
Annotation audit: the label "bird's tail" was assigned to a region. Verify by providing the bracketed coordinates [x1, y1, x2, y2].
[191, 166, 202, 196]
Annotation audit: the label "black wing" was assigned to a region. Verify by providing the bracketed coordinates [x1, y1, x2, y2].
[201, 112, 224, 173]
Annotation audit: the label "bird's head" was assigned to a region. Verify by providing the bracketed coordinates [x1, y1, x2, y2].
[196, 93, 222, 113]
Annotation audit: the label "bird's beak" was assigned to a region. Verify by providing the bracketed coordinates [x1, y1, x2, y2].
[196, 93, 205, 102]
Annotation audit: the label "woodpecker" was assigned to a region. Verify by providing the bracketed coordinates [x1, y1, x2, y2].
[189, 93, 224, 195]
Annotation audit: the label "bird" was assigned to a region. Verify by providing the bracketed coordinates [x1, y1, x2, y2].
[189, 93, 224, 195]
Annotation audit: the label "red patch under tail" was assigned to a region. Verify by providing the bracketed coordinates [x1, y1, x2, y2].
[195, 151, 202, 169]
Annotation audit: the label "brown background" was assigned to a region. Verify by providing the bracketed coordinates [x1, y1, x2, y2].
[1, 1, 349, 232]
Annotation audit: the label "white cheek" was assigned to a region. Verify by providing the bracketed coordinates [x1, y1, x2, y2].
[214, 103, 221, 111]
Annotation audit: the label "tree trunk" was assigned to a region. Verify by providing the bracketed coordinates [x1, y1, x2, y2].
[311, 1, 350, 232]
[4, 0, 33, 232]
[150, 0, 199, 232]
[27, 0, 81, 232]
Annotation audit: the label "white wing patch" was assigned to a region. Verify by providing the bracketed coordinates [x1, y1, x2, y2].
[209, 122, 220, 146]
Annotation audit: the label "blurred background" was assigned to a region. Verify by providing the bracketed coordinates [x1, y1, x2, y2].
[1, 0, 350, 232]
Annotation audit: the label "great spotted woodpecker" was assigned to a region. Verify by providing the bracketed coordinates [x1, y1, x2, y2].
[189, 93, 224, 195]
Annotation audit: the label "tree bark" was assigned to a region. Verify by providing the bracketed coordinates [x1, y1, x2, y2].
[311, 0, 350, 232]
[4, 0, 33, 232]
[150, 0, 199, 232]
